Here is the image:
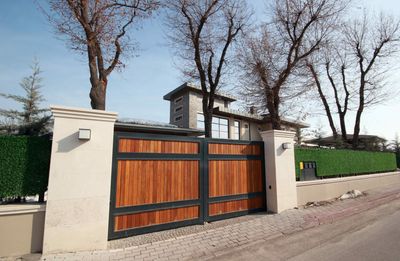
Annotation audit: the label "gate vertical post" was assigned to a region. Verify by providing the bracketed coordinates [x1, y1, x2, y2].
[260, 130, 297, 213]
[42, 106, 117, 254]
[202, 139, 209, 222]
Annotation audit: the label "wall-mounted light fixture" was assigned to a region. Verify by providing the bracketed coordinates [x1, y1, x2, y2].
[282, 142, 292, 150]
[78, 128, 91, 140]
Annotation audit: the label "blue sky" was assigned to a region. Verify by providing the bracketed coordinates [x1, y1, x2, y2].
[0, 0, 399, 141]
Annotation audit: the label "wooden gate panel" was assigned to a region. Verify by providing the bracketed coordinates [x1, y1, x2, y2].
[114, 206, 199, 231]
[109, 133, 204, 239]
[208, 143, 260, 155]
[115, 160, 199, 207]
[206, 140, 266, 222]
[209, 196, 265, 216]
[209, 160, 263, 197]
[119, 138, 199, 154]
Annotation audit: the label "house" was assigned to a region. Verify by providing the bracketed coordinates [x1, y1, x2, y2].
[163, 82, 308, 141]
[306, 134, 387, 150]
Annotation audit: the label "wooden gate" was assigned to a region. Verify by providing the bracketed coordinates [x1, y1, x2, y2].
[109, 132, 265, 240]
[205, 140, 265, 222]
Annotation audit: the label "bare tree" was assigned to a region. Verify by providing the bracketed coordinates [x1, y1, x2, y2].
[302, 121, 326, 141]
[237, 0, 348, 130]
[44, 0, 159, 110]
[306, 44, 352, 142]
[345, 13, 400, 148]
[0, 118, 17, 135]
[307, 12, 400, 148]
[165, 0, 252, 137]
[306, 61, 338, 139]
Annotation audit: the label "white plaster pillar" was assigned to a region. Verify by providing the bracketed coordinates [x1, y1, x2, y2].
[260, 130, 297, 213]
[42, 106, 117, 254]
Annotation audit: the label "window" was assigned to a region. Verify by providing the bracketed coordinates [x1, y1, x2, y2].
[175, 115, 183, 122]
[197, 113, 228, 139]
[175, 105, 183, 113]
[197, 113, 205, 130]
[174, 96, 183, 104]
[232, 120, 240, 140]
[213, 117, 228, 139]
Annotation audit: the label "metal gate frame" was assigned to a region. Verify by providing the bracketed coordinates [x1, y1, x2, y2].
[108, 132, 266, 240]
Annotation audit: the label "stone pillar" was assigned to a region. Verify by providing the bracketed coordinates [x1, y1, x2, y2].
[42, 106, 117, 254]
[260, 130, 297, 213]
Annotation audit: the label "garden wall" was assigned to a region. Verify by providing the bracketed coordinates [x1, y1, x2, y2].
[297, 171, 400, 205]
[0, 204, 46, 257]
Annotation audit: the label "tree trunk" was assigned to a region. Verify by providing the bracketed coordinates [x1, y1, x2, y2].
[270, 110, 281, 130]
[353, 77, 366, 149]
[203, 111, 212, 138]
[266, 88, 282, 130]
[89, 81, 107, 110]
[340, 65, 350, 142]
[307, 63, 337, 138]
[320, 95, 338, 140]
[202, 93, 213, 138]
[266, 98, 281, 130]
[86, 38, 108, 110]
[352, 109, 363, 149]
[338, 113, 347, 142]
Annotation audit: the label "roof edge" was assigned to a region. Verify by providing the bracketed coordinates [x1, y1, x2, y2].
[163, 82, 237, 102]
[114, 122, 204, 136]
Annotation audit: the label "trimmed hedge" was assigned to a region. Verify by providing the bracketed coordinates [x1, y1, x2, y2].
[397, 152, 400, 168]
[0, 136, 51, 199]
[295, 147, 397, 178]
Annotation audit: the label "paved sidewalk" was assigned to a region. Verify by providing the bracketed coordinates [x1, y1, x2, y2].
[6, 184, 400, 261]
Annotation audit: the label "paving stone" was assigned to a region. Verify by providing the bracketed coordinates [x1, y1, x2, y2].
[9, 184, 400, 261]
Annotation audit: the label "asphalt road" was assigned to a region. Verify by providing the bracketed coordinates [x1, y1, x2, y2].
[291, 207, 400, 261]
[211, 198, 400, 261]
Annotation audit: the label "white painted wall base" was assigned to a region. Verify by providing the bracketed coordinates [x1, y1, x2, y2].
[42, 106, 117, 254]
[297, 171, 400, 205]
[0, 204, 46, 257]
[260, 130, 298, 213]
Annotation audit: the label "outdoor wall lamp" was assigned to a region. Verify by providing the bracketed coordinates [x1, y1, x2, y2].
[78, 128, 91, 140]
[282, 142, 292, 150]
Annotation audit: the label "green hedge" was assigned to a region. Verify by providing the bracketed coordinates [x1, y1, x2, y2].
[0, 136, 51, 199]
[397, 152, 400, 168]
[295, 147, 397, 178]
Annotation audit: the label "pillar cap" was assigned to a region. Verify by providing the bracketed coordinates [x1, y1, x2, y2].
[259, 130, 296, 139]
[50, 105, 118, 122]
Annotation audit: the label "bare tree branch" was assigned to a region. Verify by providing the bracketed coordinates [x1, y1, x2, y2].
[305, 10, 400, 148]
[165, 0, 252, 137]
[43, 0, 159, 109]
[237, 0, 348, 129]
[344, 12, 400, 148]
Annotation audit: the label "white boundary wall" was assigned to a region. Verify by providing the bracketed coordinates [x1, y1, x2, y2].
[297, 171, 400, 205]
[0, 204, 46, 257]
